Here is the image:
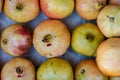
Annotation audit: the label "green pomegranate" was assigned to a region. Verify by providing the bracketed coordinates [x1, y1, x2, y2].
[37, 58, 74, 80]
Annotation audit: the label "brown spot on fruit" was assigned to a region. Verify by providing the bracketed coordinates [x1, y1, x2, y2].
[18, 74, 24, 78]
[107, 15, 115, 22]
[18, 75, 21, 78]
[51, 62, 53, 66]
[16, 3, 23, 11]
[80, 69, 85, 74]
[2, 39, 8, 45]
[86, 33, 94, 41]
[42, 34, 53, 43]
[47, 43, 51, 47]
[16, 67, 23, 74]
[40, 75, 42, 77]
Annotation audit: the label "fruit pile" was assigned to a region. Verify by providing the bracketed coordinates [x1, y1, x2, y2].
[0, 0, 120, 80]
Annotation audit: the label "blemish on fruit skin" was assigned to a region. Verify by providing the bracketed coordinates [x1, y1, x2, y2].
[80, 69, 85, 74]
[49, 54, 53, 56]
[47, 43, 51, 47]
[17, 74, 24, 78]
[42, 34, 53, 43]
[40, 75, 42, 77]
[16, 67, 23, 74]
[51, 62, 53, 66]
[16, 67, 24, 78]
[107, 15, 115, 22]
[16, 3, 23, 11]
[86, 33, 94, 41]
[2, 39, 8, 45]
[18, 75, 21, 78]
